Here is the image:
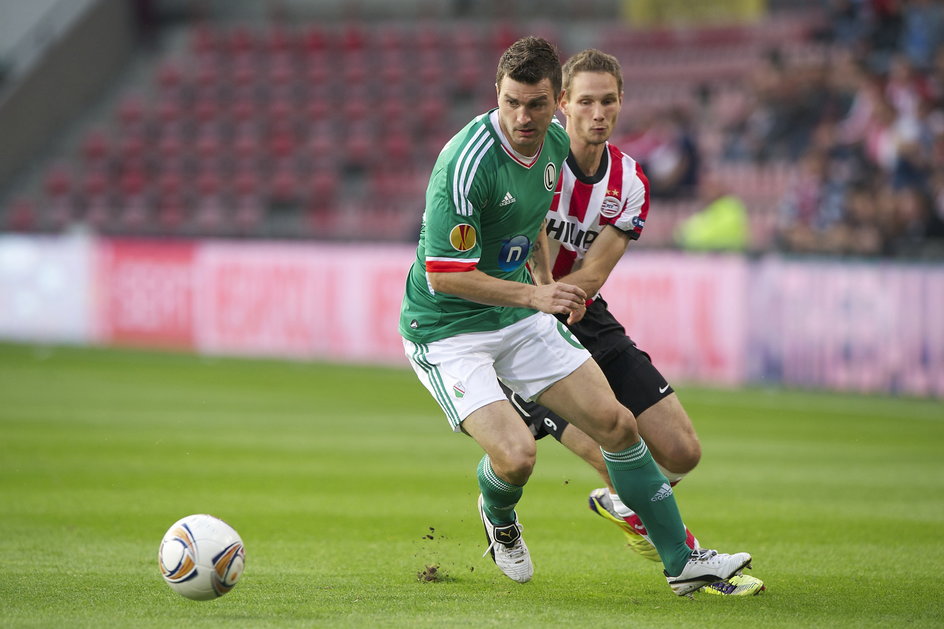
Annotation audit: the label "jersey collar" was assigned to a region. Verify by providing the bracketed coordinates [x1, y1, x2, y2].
[566, 142, 610, 185]
[488, 109, 543, 168]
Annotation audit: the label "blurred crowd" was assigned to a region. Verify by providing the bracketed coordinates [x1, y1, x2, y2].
[625, 0, 944, 258]
[768, 0, 944, 257]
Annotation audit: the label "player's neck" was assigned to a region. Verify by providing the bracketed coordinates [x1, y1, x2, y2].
[570, 139, 606, 177]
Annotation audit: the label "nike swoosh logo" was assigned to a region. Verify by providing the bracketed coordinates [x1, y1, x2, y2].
[658, 384, 669, 393]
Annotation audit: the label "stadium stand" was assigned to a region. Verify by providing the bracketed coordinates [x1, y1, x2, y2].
[1, 2, 942, 257]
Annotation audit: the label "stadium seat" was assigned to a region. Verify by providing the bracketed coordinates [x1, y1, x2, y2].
[4, 198, 37, 231]
[43, 166, 72, 199]
[80, 129, 110, 166]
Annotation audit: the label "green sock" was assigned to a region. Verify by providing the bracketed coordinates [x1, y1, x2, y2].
[601, 440, 692, 576]
[476, 455, 522, 525]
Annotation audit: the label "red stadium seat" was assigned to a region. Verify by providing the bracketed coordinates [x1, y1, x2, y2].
[193, 195, 227, 235]
[232, 169, 259, 197]
[156, 195, 187, 234]
[190, 23, 219, 55]
[233, 194, 264, 234]
[118, 169, 148, 198]
[82, 170, 109, 198]
[117, 196, 151, 233]
[117, 94, 146, 124]
[80, 129, 110, 165]
[43, 166, 72, 199]
[339, 23, 366, 53]
[265, 24, 296, 54]
[309, 169, 339, 207]
[82, 197, 110, 232]
[269, 169, 299, 204]
[301, 25, 330, 54]
[228, 25, 257, 55]
[4, 198, 37, 231]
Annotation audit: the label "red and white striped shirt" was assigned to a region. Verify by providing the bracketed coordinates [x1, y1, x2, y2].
[545, 142, 649, 281]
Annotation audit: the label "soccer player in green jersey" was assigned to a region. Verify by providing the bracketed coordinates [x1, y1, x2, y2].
[399, 36, 753, 595]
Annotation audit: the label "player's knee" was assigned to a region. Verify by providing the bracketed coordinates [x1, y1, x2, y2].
[491, 441, 536, 485]
[594, 403, 640, 452]
[662, 438, 701, 474]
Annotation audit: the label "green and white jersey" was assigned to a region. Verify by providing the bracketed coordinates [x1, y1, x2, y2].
[399, 109, 570, 343]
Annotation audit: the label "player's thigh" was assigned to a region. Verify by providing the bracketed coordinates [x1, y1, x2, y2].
[535, 358, 637, 449]
[636, 394, 701, 471]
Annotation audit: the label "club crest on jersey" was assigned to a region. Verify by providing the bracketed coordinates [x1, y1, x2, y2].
[498, 234, 531, 271]
[449, 223, 477, 251]
[600, 195, 622, 218]
[544, 162, 557, 191]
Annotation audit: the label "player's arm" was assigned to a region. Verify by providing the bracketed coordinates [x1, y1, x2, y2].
[528, 221, 554, 285]
[555, 225, 631, 297]
[428, 269, 587, 320]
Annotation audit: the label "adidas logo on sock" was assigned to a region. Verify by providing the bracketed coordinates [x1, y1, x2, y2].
[650, 482, 674, 502]
[499, 191, 516, 206]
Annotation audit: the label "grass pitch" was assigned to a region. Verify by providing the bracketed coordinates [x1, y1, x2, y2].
[1, 342, 942, 628]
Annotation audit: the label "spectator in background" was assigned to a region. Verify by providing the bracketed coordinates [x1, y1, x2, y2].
[674, 172, 749, 252]
[644, 107, 700, 198]
[887, 183, 944, 254]
[832, 182, 886, 255]
[775, 149, 846, 253]
[901, 0, 944, 70]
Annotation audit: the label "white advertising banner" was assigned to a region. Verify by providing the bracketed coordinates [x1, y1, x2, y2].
[0, 233, 93, 342]
[603, 252, 749, 385]
[2, 235, 941, 397]
[748, 258, 944, 397]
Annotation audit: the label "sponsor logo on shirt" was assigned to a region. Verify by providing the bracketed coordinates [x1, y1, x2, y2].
[449, 223, 477, 251]
[546, 218, 599, 250]
[498, 234, 531, 271]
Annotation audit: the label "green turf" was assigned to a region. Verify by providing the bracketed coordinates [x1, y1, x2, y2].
[1, 342, 942, 628]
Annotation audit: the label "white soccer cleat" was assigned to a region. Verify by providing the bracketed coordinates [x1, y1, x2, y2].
[665, 548, 753, 596]
[477, 494, 533, 583]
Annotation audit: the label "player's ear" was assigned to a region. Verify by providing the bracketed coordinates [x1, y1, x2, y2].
[558, 90, 568, 113]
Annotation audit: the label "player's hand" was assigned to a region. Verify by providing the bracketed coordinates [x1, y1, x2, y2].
[566, 300, 587, 325]
[530, 282, 586, 320]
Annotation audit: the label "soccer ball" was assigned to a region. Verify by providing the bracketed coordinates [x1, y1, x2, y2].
[158, 514, 246, 600]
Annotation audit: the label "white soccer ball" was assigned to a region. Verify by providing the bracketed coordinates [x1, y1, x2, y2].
[158, 514, 246, 600]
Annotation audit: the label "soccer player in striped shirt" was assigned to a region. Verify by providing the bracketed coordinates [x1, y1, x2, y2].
[502, 48, 764, 596]
[399, 37, 753, 596]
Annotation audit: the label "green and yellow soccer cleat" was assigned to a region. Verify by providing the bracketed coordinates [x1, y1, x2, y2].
[702, 573, 766, 596]
[588, 488, 661, 562]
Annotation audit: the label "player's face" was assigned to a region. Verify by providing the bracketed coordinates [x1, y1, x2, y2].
[560, 71, 622, 146]
[496, 77, 560, 157]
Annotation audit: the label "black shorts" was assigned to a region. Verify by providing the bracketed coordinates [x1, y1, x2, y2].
[502, 324, 674, 442]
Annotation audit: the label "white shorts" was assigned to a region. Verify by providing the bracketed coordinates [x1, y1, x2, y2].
[402, 312, 591, 431]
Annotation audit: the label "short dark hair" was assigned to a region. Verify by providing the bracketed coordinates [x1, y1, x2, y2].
[562, 48, 623, 95]
[496, 36, 563, 96]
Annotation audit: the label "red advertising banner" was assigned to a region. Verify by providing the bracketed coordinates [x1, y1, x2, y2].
[95, 239, 197, 348]
[196, 243, 415, 363]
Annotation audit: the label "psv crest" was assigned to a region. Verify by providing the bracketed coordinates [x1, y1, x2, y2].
[600, 195, 621, 218]
[544, 162, 557, 191]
